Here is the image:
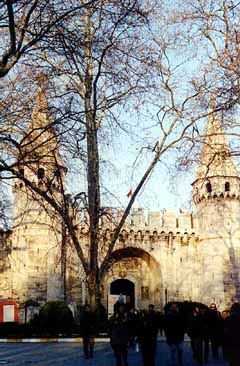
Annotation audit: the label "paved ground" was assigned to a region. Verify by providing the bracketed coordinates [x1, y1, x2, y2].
[0, 342, 229, 366]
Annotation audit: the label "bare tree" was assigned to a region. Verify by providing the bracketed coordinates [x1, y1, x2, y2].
[169, 1, 240, 112]
[0, 1, 209, 309]
[41, 0, 205, 307]
[0, 0, 96, 77]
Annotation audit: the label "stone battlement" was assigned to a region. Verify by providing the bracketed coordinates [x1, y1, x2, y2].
[128, 208, 193, 231]
[79, 207, 195, 235]
[100, 208, 194, 232]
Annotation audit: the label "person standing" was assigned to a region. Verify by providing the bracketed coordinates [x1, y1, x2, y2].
[207, 303, 223, 360]
[223, 302, 240, 366]
[158, 311, 165, 337]
[80, 304, 96, 359]
[222, 309, 231, 362]
[137, 304, 160, 366]
[187, 306, 209, 366]
[109, 304, 129, 366]
[222, 310, 231, 321]
[164, 303, 185, 366]
[128, 308, 138, 348]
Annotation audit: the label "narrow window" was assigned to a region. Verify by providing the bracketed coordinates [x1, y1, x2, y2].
[225, 182, 230, 192]
[19, 168, 24, 177]
[55, 169, 61, 177]
[37, 168, 45, 180]
[141, 286, 149, 300]
[206, 182, 212, 193]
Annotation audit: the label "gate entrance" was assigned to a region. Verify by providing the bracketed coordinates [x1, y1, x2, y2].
[110, 279, 135, 310]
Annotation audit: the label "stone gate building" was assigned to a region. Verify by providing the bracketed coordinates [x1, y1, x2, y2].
[0, 85, 240, 320]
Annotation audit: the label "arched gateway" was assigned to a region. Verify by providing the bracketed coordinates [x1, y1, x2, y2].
[101, 247, 162, 314]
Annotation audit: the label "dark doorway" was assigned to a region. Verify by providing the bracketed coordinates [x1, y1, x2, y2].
[110, 279, 135, 309]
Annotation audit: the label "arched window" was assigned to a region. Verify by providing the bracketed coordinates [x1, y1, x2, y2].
[206, 182, 212, 193]
[37, 168, 45, 180]
[225, 182, 230, 192]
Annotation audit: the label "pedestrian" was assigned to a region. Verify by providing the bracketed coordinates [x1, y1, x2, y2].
[158, 311, 165, 336]
[223, 302, 240, 366]
[222, 310, 230, 321]
[187, 306, 209, 366]
[137, 304, 160, 366]
[164, 302, 185, 366]
[114, 293, 125, 314]
[207, 303, 223, 360]
[109, 304, 129, 366]
[128, 308, 138, 348]
[80, 304, 96, 359]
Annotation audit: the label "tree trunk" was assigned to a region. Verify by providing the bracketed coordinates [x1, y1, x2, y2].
[61, 219, 67, 302]
[87, 271, 101, 310]
[84, 5, 101, 311]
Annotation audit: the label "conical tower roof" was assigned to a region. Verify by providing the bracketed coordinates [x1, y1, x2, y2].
[195, 102, 238, 181]
[21, 77, 65, 170]
[192, 100, 240, 205]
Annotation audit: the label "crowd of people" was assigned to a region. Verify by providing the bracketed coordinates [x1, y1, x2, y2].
[80, 300, 240, 366]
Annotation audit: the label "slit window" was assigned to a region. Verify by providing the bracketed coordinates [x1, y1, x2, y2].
[19, 168, 24, 177]
[206, 182, 212, 193]
[141, 286, 149, 300]
[225, 182, 230, 192]
[37, 168, 45, 180]
[55, 169, 61, 177]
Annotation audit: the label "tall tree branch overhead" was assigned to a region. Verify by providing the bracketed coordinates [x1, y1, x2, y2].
[0, 0, 96, 77]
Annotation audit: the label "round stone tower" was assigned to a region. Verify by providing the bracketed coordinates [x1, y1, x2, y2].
[192, 101, 240, 308]
[11, 79, 67, 312]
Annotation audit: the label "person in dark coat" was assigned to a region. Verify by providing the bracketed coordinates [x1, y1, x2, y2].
[164, 303, 185, 366]
[187, 306, 209, 366]
[80, 304, 96, 359]
[207, 303, 223, 360]
[223, 302, 240, 366]
[137, 304, 160, 366]
[158, 311, 165, 336]
[109, 304, 129, 366]
[222, 310, 231, 361]
[128, 308, 138, 348]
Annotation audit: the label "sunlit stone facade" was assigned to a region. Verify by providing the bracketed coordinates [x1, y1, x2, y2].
[0, 89, 240, 320]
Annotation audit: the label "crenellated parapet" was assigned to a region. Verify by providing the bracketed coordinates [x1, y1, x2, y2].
[128, 208, 194, 232]
[76, 207, 198, 254]
[94, 207, 194, 231]
[192, 176, 240, 205]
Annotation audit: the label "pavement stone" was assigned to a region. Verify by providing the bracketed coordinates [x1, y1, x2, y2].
[0, 341, 229, 366]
